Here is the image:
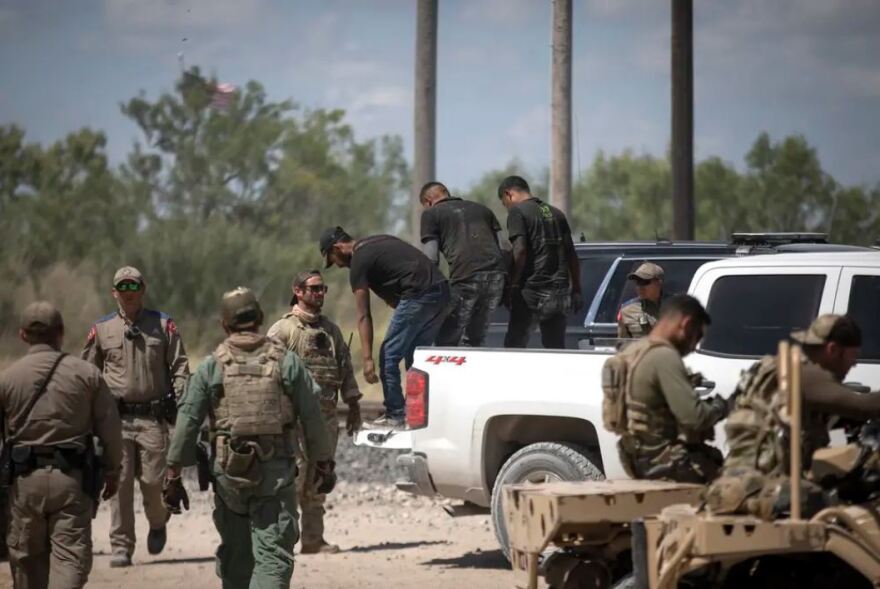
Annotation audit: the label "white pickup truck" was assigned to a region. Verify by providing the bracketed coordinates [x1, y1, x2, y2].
[356, 251, 880, 555]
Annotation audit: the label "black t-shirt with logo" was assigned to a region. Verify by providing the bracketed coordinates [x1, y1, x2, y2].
[506, 197, 572, 291]
[420, 197, 505, 284]
[349, 235, 445, 304]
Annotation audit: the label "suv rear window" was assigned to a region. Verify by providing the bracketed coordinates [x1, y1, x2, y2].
[847, 275, 880, 361]
[701, 274, 826, 357]
[594, 259, 710, 324]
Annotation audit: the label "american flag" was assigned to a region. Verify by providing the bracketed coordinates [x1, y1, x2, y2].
[210, 83, 236, 111]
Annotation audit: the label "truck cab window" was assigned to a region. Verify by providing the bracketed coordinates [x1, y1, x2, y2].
[701, 274, 826, 357]
[847, 275, 880, 361]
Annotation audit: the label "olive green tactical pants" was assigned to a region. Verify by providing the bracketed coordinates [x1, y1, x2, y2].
[213, 458, 299, 589]
[110, 417, 169, 557]
[7, 468, 93, 589]
[295, 401, 339, 546]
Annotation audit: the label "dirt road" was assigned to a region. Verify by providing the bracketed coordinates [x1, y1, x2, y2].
[0, 435, 527, 588]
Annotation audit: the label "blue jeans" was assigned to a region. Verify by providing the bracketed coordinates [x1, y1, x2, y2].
[379, 282, 451, 417]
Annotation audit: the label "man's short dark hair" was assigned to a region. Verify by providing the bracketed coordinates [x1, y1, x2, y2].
[660, 294, 712, 326]
[22, 325, 63, 345]
[419, 181, 448, 203]
[497, 175, 531, 199]
[827, 315, 862, 348]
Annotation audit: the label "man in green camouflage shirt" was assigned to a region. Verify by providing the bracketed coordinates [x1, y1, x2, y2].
[164, 287, 333, 589]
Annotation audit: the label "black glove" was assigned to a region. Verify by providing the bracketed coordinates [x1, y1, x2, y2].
[708, 394, 730, 421]
[346, 403, 362, 437]
[314, 460, 337, 494]
[162, 474, 190, 514]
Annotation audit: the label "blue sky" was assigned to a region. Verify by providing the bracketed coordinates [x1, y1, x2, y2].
[1, 0, 878, 193]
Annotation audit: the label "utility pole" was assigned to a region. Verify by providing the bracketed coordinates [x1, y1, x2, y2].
[413, 0, 438, 241]
[671, 0, 694, 240]
[551, 0, 572, 219]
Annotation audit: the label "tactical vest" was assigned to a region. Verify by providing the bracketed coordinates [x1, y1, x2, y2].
[285, 318, 343, 394]
[623, 342, 680, 445]
[212, 338, 294, 437]
[723, 355, 788, 476]
[602, 338, 676, 440]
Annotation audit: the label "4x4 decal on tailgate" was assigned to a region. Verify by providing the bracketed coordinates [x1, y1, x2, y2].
[425, 355, 467, 366]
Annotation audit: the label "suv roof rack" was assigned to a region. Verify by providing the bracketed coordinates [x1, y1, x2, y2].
[730, 232, 828, 246]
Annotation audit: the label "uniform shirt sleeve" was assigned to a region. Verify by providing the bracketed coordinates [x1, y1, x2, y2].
[420, 208, 440, 244]
[167, 358, 214, 467]
[802, 364, 880, 419]
[330, 324, 362, 403]
[81, 325, 104, 370]
[617, 312, 631, 338]
[506, 207, 528, 244]
[266, 319, 289, 343]
[282, 352, 333, 461]
[164, 318, 190, 398]
[92, 373, 123, 478]
[652, 347, 722, 433]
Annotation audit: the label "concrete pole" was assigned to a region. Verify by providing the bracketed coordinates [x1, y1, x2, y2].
[413, 0, 438, 241]
[551, 0, 572, 218]
[671, 0, 695, 240]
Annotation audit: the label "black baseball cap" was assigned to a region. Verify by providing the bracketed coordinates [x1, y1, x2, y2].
[319, 226, 352, 268]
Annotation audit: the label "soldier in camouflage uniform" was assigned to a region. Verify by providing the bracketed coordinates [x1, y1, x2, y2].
[267, 270, 362, 555]
[164, 287, 333, 589]
[616, 295, 728, 484]
[617, 262, 664, 339]
[707, 315, 880, 518]
[81, 266, 189, 567]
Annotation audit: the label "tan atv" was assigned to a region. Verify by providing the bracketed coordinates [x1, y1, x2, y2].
[505, 342, 880, 589]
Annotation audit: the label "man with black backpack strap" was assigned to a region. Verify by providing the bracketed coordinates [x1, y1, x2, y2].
[0, 301, 123, 589]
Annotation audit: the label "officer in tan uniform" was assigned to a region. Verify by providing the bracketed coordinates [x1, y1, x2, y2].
[0, 302, 123, 589]
[164, 287, 333, 588]
[267, 270, 362, 554]
[617, 262, 664, 339]
[81, 266, 189, 567]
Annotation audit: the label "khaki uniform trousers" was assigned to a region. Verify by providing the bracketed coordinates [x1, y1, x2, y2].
[7, 467, 93, 589]
[109, 416, 168, 556]
[295, 400, 339, 546]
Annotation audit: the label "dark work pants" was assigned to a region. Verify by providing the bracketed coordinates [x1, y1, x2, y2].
[436, 271, 506, 347]
[504, 286, 569, 349]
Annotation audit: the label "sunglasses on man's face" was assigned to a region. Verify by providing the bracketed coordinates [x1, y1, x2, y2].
[304, 285, 328, 294]
[115, 282, 142, 292]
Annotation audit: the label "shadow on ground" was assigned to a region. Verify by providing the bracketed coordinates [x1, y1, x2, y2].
[348, 540, 449, 553]
[421, 549, 509, 570]
[141, 556, 216, 566]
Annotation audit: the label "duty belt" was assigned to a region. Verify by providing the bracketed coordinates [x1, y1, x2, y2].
[118, 399, 162, 419]
[11, 444, 86, 475]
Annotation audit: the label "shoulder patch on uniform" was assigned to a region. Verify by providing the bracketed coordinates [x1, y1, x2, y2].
[86, 325, 97, 343]
[166, 318, 178, 335]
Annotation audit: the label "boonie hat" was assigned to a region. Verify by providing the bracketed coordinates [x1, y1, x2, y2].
[791, 314, 843, 346]
[628, 262, 664, 281]
[113, 266, 144, 285]
[318, 227, 352, 268]
[20, 301, 64, 332]
[290, 269, 322, 306]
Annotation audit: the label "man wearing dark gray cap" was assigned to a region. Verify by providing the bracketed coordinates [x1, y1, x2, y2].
[617, 261, 664, 339]
[81, 266, 189, 567]
[0, 302, 123, 588]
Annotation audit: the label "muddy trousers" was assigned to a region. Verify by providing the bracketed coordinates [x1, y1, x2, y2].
[213, 458, 300, 589]
[7, 467, 93, 589]
[295, 401, 339, 546]
[109, 416, 168, 556]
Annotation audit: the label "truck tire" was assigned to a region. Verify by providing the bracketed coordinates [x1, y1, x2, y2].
[491, 441, 604, 562]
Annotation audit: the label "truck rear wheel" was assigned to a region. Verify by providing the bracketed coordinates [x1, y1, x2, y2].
[491, 441, 604, 562]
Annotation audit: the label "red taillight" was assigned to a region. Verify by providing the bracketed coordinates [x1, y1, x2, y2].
[406, 368, 429, 429]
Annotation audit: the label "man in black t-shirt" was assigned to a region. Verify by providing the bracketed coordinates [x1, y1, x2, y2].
[320, 226, 450, 427]
[497, 175, 582, 349]
[420, 182, 507, 347]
